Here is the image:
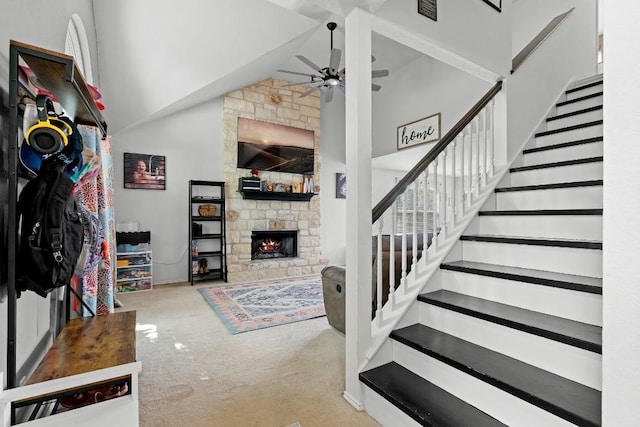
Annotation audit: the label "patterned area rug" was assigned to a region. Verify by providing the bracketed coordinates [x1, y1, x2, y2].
[198, 275, 325, 334]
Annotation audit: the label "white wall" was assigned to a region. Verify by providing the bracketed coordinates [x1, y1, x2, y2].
[372, 55, 491, 159]
[92, 0, 317, 134]
[319, 95, 347, 265]
[374, 0, 511, 78]
[513, 0, 597, 80]
[602, 2, 640, 424]
[112, 97, 224, 285]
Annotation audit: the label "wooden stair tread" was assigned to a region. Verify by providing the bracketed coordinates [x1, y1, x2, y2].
[523, 137, 603, 154]
[547, 105, 602, 122]
[440, 260, 602, 294]
[535, 120, 602, 138]
[495, 179, 603, 193]
[557, 91, 603, 107]
[418, 290, 602, 352]
[566, 80, 602, 94]
[360, 362, 507, 427]
[460, 234, 602, 249]
[510, 156, 602, 173]
[479, 208, 602, 216]
[390, 324, 601, 427]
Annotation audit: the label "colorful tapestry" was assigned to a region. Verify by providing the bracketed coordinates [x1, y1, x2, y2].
[198, 275, 326, 334]
[77, 126, 116, 315]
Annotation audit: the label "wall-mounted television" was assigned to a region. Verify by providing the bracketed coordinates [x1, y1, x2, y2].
[237, 117, 314, 174]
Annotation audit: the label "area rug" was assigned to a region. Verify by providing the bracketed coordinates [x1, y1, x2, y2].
[198, 275, 325, 334]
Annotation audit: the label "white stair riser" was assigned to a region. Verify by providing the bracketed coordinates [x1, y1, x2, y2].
[556, 95, 602, 115]
[460, 240, 602, 277]
[496, 186, 602, 210]
[522, 141, 602, 166]
[363, 385, 420, 427]
[475, 214, 602, 240]
[440, 269, 602, 326]
[535, 124, 602, 147]
[510, 162, 602, 187]
[393, 341, 583, 426]
[417, 304, 602, 390]
[566, 84, 603, 101]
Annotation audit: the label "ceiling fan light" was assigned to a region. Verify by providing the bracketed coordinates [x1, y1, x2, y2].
[326, 78, 340, 86]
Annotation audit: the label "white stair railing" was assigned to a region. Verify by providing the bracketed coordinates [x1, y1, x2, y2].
[372, 81, 502, 327]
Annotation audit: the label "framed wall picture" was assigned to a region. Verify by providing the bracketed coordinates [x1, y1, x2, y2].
[397, 113, 441, 150]
[417, 0, 437, 21]
[336, 173, 346, 199]
[481, 0, 501, 12]
[124, 152, 166, 190]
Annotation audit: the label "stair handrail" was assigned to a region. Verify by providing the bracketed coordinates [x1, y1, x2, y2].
[372, 80, 503, 224]
[511, 8, 574, 74]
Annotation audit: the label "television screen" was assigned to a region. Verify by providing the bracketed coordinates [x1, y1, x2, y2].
[237, 117, 314, 174]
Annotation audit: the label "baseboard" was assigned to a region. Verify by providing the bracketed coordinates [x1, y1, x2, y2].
[343, 390, 365, 411]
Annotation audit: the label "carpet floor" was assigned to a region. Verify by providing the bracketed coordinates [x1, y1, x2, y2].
[116, 280, 380, 427]
[198, 275, 326, 334]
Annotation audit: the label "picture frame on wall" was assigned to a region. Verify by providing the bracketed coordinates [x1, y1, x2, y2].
[124, 152, 166, 190]
[336, 173, 346, 199]
[481, 0, 501, 12]
[397, 113, 441, 150]
[417, 0, 437, 21]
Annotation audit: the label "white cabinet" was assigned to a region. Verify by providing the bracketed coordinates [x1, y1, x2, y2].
[116, 249, 153, 293]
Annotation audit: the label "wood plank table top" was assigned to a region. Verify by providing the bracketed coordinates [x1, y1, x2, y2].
[26, 310, 137, 385]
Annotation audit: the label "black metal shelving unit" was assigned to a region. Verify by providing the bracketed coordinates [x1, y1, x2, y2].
[189, 180, 227, 284]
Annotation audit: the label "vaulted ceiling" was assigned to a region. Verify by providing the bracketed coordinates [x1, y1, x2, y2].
[92, 0, 422, 134]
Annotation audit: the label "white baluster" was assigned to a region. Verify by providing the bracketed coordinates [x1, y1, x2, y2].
[376, 218, 383, 325]
[452, 140, 457, 226]
[475, 116, 481, 198]
[467, 124, 473, 206]
[422, 169, 429, 262]
[390, 201, 396, 306]
[489, 100, 495, 178]
[460, 133, 465, 216]
[433, 158, 439, 250]
[442, 150, 447, 236]
[483, 107, 489, 188]
[401, 191, 408, 288]
[412, 181, 417, 269]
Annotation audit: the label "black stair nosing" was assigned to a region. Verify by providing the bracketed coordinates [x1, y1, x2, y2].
[557, 91, 603, 108]
[417, 290, 602, 354]
[479, 208, 603, 216]
[522, 136, 603, 154]
[510, 156, 602, 173]
[547, 105, 602, 123]
[440, 260, 602, 295]
[566, 80, 603, 95]
[390, 324, 601, 427]
[535, 120, 603, 138]
[359, 362, 507, 427]
[495, 179, 603, 193]
[459, 234, 602, 250]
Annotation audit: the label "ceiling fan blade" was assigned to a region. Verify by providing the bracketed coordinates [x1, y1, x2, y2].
[372, 69, 389, 78]
[372, 83, 382, 92]
[277, 69, 321, 78]
[338, 85, 345, 94]
[329, 48, 341, 75]
[338, 68, 345, 78]
[296, 55, 325, 75]
[279, 81, 312, 88]
[324, 87, 334, 103]
[371, 55, 376, 63]
[299, 85, 322, 98]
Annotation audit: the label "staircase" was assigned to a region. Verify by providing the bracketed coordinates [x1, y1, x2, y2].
[360, 76, 603, 426]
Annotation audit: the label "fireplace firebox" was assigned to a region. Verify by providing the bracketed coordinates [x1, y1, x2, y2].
[251, 230, 298, 260]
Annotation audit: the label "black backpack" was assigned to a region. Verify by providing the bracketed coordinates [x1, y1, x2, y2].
[16, 159, 83, 297]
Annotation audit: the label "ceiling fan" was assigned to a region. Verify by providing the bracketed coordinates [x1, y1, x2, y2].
[277, 22, 389, 103]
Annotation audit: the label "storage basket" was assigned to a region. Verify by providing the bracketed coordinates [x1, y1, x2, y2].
[198, 204, 217, 217]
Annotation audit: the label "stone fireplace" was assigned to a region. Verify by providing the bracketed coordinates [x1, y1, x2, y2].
[222, 77, 328, 282]
[251, 230, 298, 260]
